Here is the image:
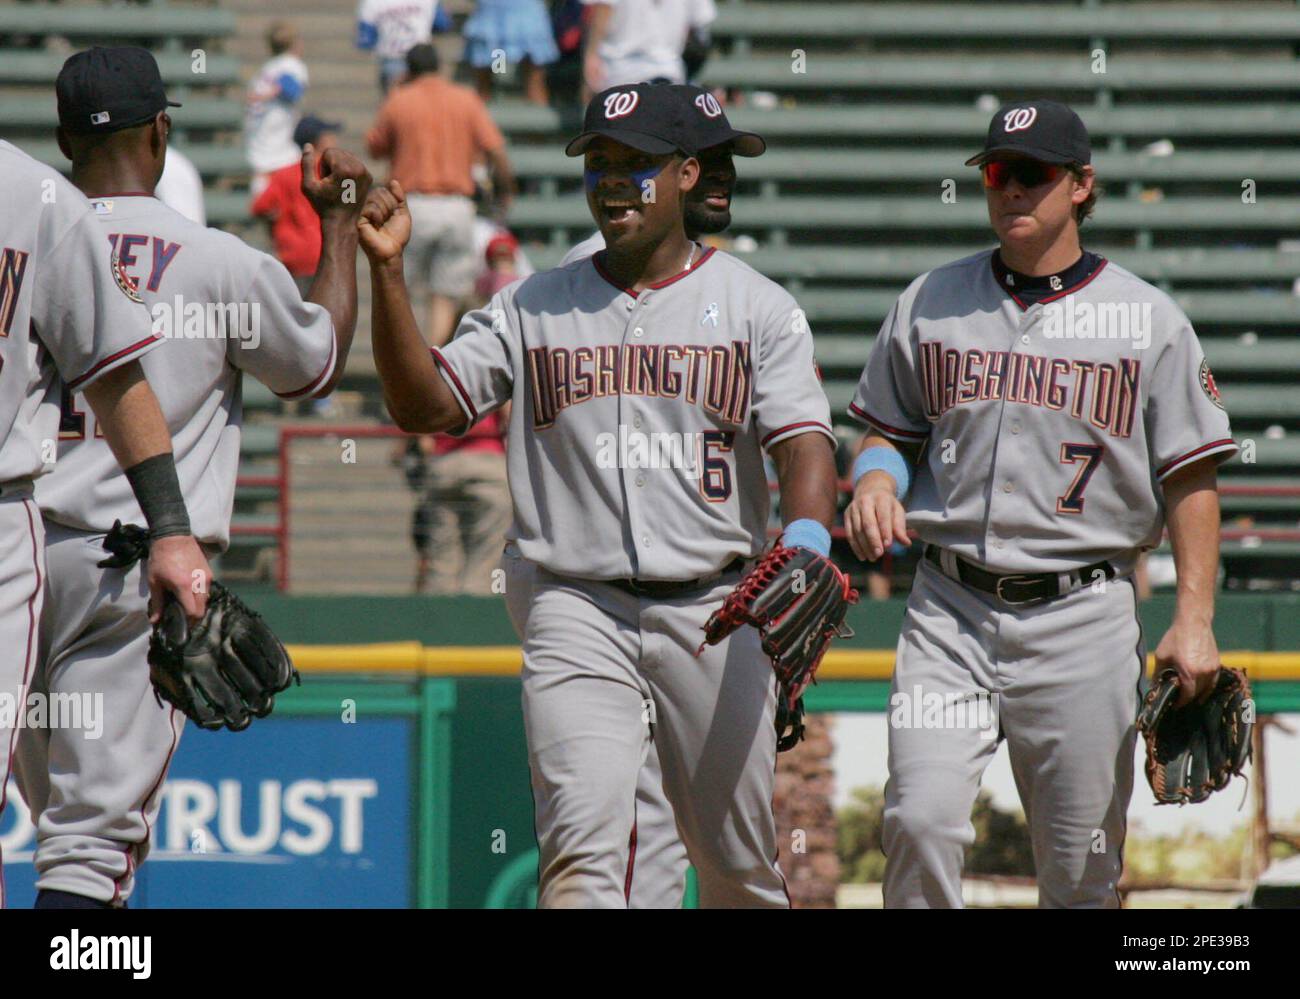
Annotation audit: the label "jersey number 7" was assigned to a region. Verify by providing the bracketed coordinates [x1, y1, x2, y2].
[1057, 442, 1104, 515]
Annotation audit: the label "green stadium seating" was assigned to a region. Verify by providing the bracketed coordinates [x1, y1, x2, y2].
[699, 57, 1300, 94]
[19, 141, 248, 178]
[0, 7, 235, 41]
[0, 50, 239, 87]
[492, 102, 1300, 143]
[0, 98, 245, 131]
[509, 194, 1300, 232]
[510, 147, 1300, 185]
[710, 3, 1300, 43]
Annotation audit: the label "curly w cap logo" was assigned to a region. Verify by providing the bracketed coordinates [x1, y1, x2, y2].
[603, 91, 640, 119]
[694, 93, 723, 118]
[1003, 107, 1039, 132]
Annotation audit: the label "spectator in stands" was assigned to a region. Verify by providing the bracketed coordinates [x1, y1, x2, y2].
[393, 413, 512, 595]
[366, 43, 515, 347]
[581, 0, 715, 96]
[355, 0, 454, 94]
[251, 114, 342, 297]
[472, 216, 535, 289]
[473, 229, 525, 301]
[462, 0, 560, 105]
[245, 21, 309, 198]
[155, 145, 206, 226]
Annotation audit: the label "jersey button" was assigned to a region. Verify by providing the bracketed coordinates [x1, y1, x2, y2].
[633, 326, 645, 338]
[642, 534, 652, 548]
[633, 415, 643, 429]
[1020, 334, 1030, 345]
[1003, 482, 1014, 493]
[995, 539, 1005, 551]
[626, 299, 635, 311]
[1010, 421, 1022, 435]
[635, 474, 646, 487]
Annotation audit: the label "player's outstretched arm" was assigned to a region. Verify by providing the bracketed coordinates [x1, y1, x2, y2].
[845, 433, 918, 562]
[82, 361, 212, 623]
[1153, 457, 1223, 706]
[770, 432, 838, 536]
[300, 144, 373, 396]
[360, 181, 466, 433]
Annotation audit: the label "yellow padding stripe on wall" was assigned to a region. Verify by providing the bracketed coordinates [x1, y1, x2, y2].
[284, 644, 1300, 681]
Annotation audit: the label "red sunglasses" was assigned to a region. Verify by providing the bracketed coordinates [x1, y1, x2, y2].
[982, 159, 1064, 191]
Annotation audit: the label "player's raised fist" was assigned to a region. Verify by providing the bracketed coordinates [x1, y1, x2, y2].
[301, 144, 373, 218]
[358, 180, 412, 264]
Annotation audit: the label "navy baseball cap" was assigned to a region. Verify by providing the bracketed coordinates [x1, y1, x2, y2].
[56, 46, 181, 135]
[566, 83, 696, 157]
[965, 100, 1091, 167]
[293, 114, 343, 149]
[675, 85, 765, 157]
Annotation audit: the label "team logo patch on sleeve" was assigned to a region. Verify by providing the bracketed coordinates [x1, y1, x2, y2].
[112, 252, 143, 304]
[1199, 358, 1224, 409]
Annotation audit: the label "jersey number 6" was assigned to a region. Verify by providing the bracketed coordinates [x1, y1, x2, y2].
[700, 430, 735, 502]
[1057, 442, 1104, 515]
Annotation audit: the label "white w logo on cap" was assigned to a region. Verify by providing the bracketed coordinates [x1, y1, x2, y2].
[603, 91, 640, 120]
[1002, 107, 1038, 132]
[694, 93, 722, 119]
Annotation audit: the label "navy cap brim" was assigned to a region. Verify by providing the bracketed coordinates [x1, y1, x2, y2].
[707, 129, 765, 157]
[566, 128, 681, 157]
[965, 144, 1079, 167]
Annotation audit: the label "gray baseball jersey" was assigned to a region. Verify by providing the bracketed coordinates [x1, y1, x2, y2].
[17, 193, 335, 906]
[35, 195, 336, 549]
[0, 142, 163, 485]
[436, 247, 834, 581]
[850, 249, 1237, 572]
[558, 230, 606, 267]
[854, 247, 1236, 909]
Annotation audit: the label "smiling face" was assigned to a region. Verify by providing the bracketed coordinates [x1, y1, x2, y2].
[983, 153, 1093, 251]
[685, 145, 737, 235]
[584, 137, 698, 254]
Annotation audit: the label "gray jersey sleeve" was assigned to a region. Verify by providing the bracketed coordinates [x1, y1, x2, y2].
[228, 254, 336, 398]
[751, 292, 835, 450]
[36, 210, 160, 391]
[434, 293, 517, 431]
[847, 295, 930, 444]
[1146, 314, 1237, 481]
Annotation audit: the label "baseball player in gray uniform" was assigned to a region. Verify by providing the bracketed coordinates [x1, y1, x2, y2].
[554, 83, 766, 909]
[0, 140, 212, 908]
[846, 100, 1237, 908]
[361, 82, 838, 907]
[12, 47, 367, 909]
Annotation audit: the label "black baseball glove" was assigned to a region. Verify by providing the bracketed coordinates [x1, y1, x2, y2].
[148, 581, 299, 732]
[1136, 667, 1253, 805]
[700, 544, 857, 716]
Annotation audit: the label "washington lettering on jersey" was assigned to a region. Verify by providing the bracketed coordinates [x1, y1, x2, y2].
[527, 340, 752, 430]
[918, 343, 1140, 438]
[0, 247, 30, 334]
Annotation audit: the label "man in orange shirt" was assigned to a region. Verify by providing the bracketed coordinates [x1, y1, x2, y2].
[366, 43, 515, 346]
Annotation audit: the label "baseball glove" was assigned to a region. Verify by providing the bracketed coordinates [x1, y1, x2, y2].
[700, 544, 858, 714]
[148, 581, 299, 732]
[1136, 667, 1253, 805]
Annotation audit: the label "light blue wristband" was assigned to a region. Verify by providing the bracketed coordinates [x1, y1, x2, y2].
[852, 446, 911, 500]
[783, 518, 831, 557]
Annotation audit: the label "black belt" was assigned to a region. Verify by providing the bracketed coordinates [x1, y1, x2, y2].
[923, 545, 1116, 606]
[607, 556, 746, 598]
